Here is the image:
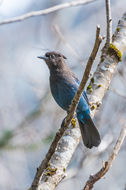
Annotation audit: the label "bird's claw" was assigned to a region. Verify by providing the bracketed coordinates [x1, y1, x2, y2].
[71, 118, 76, 128]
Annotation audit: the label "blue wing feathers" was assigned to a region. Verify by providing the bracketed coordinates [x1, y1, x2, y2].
[72, 74, 89, 105]
[44, 51, 101, 148]
[50, 74, 90, 123]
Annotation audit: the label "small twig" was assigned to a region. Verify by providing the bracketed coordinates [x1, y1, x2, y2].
[65, 133, 113, 181]
[110, 88, 126, 99]
[30, 25, 102, 190]
[53, 24, 81, 61]
[105, 0, 112, 47]
[29, 11, 126, 190]
[0, 0, 97, 25]
[83, 125, 126, 190]
[117, 69, 126, 89]
[0, 0, 3, 6]
[63, 25, 102, 130]
[0, 89, 50, 149]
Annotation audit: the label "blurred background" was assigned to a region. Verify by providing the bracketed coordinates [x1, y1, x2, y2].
[0, 0, 126, 189]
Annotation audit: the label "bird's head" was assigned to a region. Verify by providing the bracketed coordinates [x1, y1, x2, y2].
[38, 51, 67, 71]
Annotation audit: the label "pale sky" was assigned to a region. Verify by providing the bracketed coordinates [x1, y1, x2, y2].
[0, 0, 32, 17]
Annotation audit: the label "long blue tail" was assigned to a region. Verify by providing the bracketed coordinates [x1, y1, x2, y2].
[78, 117, 101, 149]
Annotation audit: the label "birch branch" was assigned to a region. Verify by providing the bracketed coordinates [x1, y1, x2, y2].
[105, 0, 112, 47]
[0, 0, 97, 25]
[29, 26, 102, 190]
[30, 10, 126, 190]
[110, 88, 126, 99]
[28, 10, 126, 190]
[62, 26, 102, 132]
[83, 124, 126, 190]
[87, 12, 126, 118]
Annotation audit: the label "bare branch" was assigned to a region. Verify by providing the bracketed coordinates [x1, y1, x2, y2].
[83, 124, 126, 190]
[30, 26, 102, 190]
[105, 0, 112, 47]
[117, 69, 126, 89]
[110, 88, 126, 99]
[0, 0, 97, 25]
[63, 25, 102, 129]
[0, 89, 50, 149]
[0, 0, 3, 6]
[28, 10, 126, 190]
[53, 24, 81, 61]
[87, 12, 126, 118]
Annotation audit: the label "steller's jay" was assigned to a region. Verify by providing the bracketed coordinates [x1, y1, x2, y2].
[38, 51, 101, 148]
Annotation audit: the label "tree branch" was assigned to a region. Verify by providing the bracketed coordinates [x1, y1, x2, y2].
[53, 24, 81, 61]
[61, 25, 103, 134]
[0, 0, 97, 25]
[87, 11, 126, 118]
[28, 10, 126, 190]
[110, 88, 126, 99]
[105, 0, 112, 47]
[29, 26, 102, 190]
[83, 124, 126, 190]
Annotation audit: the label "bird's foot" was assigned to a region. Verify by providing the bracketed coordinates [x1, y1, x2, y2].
[71, 118, 76, 128]
[61, 117, 76, 128]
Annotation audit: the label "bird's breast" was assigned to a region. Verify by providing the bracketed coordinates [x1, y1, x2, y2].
[50, 75, 76, 111]
[49, 73, 90, 114]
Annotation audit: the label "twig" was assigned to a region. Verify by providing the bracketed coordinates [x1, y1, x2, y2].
[105, 0, 112, 47]
[29, 11, 126, 190]
[0, 0, 3, 6]
[63, 25, 102, 129]
[117, 69, 126, 89]
[87, 11, 126, 118]
[110, 88, 126, 99]
[0, 0, 97, 25]
[30, 26, 102, 190]
[53, 24, 81, 61]
[0, 89, 50, 149]
[83, 124, 126, 190]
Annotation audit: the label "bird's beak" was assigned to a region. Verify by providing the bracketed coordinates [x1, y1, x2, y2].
[37, 56, 48, 61]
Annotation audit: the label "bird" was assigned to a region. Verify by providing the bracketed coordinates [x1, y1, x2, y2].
[38, 51, 101, 148]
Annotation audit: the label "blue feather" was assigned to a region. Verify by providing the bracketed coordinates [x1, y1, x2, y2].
[41, 51, 101, 148]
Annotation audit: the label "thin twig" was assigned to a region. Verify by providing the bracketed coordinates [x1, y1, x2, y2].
[0, 0, 97, 25]
[53, 24, 81, 61]
[29, 11, 126, 190]
[63, 26, 102, 128]
[105, 0, 112, 47]
[110, 88, 126, 99]
[117, 69, 126, 89]
[0, 0, 3, 6]
[0, 89, 50, 149]
[83, 125, 126, 190]
[30, 25, 102, 190]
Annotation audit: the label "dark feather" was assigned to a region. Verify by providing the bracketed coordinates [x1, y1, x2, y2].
[78, 117, 101, 148]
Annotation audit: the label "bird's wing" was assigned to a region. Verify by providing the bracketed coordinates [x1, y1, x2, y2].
[71, 73, 89, 105]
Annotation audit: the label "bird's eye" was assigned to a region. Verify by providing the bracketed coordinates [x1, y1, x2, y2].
[45, 53, 55, 59]
[45, 53, 49, 57]
[50, 54, 55, 59]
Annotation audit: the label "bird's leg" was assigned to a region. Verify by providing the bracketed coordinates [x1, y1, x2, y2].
[69, 111, 77, 127]
[71, 117, 76, 128]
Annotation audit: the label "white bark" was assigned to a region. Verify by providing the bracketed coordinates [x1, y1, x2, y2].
[88, 12, 126, 117]
[32, 11, 126, 190]
[38, 125, 81, 190]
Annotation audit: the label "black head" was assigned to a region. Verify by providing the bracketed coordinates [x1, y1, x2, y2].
[38, 51, 67, 71]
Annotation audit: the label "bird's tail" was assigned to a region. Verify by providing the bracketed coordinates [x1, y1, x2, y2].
[78, 117, 101, 149]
